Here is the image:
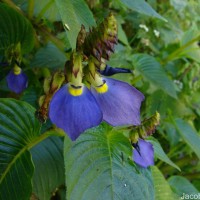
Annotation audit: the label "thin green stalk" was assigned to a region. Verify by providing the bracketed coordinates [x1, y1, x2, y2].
[167, 143, 184, 158]
[184, 173, 200, 180]
[28, 0, 34, 19]
[163, 34, 200, 64]
[129, 33, 138, 45]
[2, 0, 24, 14]
[178, 63, 193, 81]
[35, 0, 54, 22]
[131, 75, 143, 85]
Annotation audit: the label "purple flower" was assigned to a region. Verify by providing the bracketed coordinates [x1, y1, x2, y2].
[91, 78, 144, 126]
[133, 139, 154, 168]
[49, 84, 102, 140]
[6, 68, 28, 94]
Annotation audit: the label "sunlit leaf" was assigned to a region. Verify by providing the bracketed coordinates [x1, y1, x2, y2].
[174, 119, 200, 159]
[151, 166, 178, 200]
[170, 0, 187, 11]
[117, 22, 129, 46]
[168, 176, 199, 197]
[64, 125, 154, 200]
[55, 0, 96, 49]
[120, 0, 166, 21]
[131, 54, 177, 98]
[180, 27, 200, 63]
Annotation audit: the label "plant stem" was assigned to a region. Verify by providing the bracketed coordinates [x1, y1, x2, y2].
[2, 0, 24, 14]
[35, 0, 54, 23]
[36, 25, 66, 50]
[28, 0, 34, 19]
[184, 173, 200, 180]
[163, 34, 200, 63]
[178, 63, 193, 81]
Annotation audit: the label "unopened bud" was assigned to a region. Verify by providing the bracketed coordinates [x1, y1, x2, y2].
[100, 65, 132, 76]
[129, 129, 139, 144]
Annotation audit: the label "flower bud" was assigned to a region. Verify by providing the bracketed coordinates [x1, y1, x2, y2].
[100, 65, 132, 76]
[83, 13, 118, 62]
[36, 71, 65, 123]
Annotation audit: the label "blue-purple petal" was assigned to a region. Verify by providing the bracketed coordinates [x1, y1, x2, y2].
[49, 84, 103, 140]
[6, 70, 28, 94]
[91, 78, 144, 126]
[133, 139, 154, 168]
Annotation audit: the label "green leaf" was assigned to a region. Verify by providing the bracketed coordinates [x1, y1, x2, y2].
[0, 99, 41, 200]
[170, 0, 187, 11]
[148, 138, 180, 171]
[31, 42, 67, 68]
[147, 90, 193, 118]
[131, 54, 177, 98]
[120, 0, 166, 21]
[13, 0, 61, 21]
[180, 27, 200, 63]
[174, 119, 200, 159]
[31, 136, 65, 200]
[117, 22, 129, 46]
[64, 125, 154, 200]
[33, 0, 61, 21]
[168, 176, 199, 197]
[151, 166, 177, 200]
[55, 0, 96, 49]
[20, 86, 40, 108]
[0, 3, 34, 54]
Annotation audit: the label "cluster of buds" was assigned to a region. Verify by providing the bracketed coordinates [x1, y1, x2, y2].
[83, 13, 118, 63]
[129, 112, 160, 144]
[36, 71, 65, 122]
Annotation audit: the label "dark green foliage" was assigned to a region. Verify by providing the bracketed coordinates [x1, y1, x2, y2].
[0, 3, 34, 54]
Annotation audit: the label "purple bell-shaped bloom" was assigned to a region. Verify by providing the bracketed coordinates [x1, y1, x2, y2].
[6, 67, 28, 94]
[49, 84, 103, 140]
[91, 78, 144, 126]
[133, 139, 154, 168]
